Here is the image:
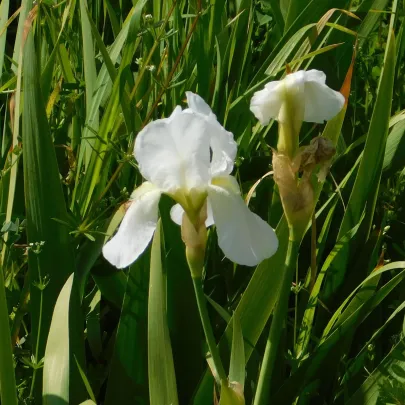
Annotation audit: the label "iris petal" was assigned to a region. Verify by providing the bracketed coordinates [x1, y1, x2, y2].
[208, 176, 278, 266]
[170, 202, 215, 227]
[185, 92, 237, 177]
[250, 70, 344, 125]
[134, 111, 211, 192]
[102, 183, 162, 268]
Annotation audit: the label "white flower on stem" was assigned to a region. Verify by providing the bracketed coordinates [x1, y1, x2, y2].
[250, 69, 344, 236]
[250, 70, 345, 126]
[103, 92, 278, 269]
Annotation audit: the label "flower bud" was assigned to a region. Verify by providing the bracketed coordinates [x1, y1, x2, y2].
[272, 136, 335, 238]
[272, 152, 314, 238]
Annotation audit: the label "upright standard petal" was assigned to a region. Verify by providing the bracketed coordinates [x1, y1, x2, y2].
[185, 91, 237, 176]
[102, 184, 162, 269]
[208, 176, 278, 266]
[185, 91, 212, 116]
[134, 111, 211, 192]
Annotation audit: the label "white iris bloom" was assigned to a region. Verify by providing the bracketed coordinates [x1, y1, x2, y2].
[250, 70, 345, 126]
[103, 92, 278, 269]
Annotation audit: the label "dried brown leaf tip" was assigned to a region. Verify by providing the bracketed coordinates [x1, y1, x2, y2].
[295, 136, 336, 182]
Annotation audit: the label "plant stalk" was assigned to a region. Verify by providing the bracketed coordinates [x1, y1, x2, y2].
[0, 265, 18, 405]
[191, 276, 227, 383]
[253, 231, 300, 405]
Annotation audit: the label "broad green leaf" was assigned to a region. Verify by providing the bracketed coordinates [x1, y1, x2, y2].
[22, 28, 80, 402]
[43, 275, 73, 405]
[43, 273, 86, 405]
[148, 220, 179, 405]
[338, 30, 396, 238]
[323, 28, 396, 300]
[104, 254, 149, 405]
[229, 313, 245, 389]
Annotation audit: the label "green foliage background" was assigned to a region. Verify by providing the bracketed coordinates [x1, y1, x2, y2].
[1, 0, 405, 404]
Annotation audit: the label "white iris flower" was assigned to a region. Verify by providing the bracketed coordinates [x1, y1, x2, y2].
[103, 92, 278, 269]
[250, 69, 345, 126]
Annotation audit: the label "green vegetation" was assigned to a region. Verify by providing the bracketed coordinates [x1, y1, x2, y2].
[1, 0, 405, 404]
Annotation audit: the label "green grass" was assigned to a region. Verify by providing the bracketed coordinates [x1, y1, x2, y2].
[1, 0, 405, 404]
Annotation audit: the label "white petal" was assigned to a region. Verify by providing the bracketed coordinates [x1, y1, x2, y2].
[303, 79, 345, 123]
[206, 200, 215, 227]
[102, 184, 162, 269]
[186, 91, 212, 116]
[186, 91, 237, 177]
[208, 176, 278, 266]
[167, 105, 183, 120]
[250, 70, 344, 126]
[170, 203, 184, 225]
[170, 202, 214, 227]
[303, 69, 326, 84]
[208, 120, 237, 177]
[250, 81, 284, 125]
[134, 111, 211, 192]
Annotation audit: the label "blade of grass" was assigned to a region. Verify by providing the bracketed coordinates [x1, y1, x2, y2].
[79, 0, 100, 166]
[0, 0, 9, 81]
[0, 260, 17, 405]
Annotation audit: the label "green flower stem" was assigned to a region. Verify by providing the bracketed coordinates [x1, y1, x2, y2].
[253, 231, 300, 405]
[191, 276, 227, 383]
[0, 265, 18, 405]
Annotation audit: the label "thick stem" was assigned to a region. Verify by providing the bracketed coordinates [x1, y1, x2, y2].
[191, 276, 227, 383]
[0, 265, 18, 405]
[253, 231, 300, 405]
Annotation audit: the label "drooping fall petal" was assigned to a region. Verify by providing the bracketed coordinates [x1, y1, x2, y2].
[250, 69, 344, 125]
[208, 176, 278, 266]
[302, 71, 345, 123]
[102, 183, 162, 268]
